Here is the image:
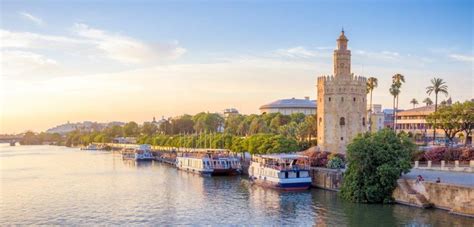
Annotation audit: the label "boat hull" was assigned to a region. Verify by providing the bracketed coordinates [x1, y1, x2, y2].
[250, 178, 311, 191]
[212, 168, 241, 176]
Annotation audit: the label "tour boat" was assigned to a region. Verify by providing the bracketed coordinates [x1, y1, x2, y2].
[248, 154, 312, 191]
[122, 144, 154, 161]
[175, 151, 242, 176]
[80, 144, 99, 151]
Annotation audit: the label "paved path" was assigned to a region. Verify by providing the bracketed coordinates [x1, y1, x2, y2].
[403, 169, 474, 187]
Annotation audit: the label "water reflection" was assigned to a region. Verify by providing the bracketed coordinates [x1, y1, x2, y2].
[1, 145, 473, 225]
[122, 160, 154, 168]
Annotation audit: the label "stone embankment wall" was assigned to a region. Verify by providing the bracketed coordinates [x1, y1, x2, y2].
[309, 167, 344, 191]
[309, 167, 474, 217]
[393, 179, 474, 217]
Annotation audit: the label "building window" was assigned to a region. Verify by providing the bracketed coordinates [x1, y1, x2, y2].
[341, 137, 344, 141]
[341, 97, 344, 102]
[353, 97, 356, 102]
[362, 117, 366, 126]
[329, 97, 331, 102]
[340, 117, 345, 126]
[319, 117, 322, 126]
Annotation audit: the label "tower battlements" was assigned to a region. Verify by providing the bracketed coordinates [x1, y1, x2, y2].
[317, 74, 367, 85]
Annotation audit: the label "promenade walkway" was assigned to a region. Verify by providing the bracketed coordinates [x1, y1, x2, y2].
[403, 169, 474, 187]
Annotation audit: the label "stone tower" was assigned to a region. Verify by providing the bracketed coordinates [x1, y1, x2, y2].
[317, 30, 367, 153]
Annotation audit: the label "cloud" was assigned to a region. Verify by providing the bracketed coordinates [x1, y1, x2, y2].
[1, 50, 60, 77]
[0, 23, 186, 65]
[19, 12, 44, 26]
[72, 23, 186, 64]
[354, 50, 400, 60]
[274, 46, 318, 58]
[0, 29, 88, 50]
[449, 54, 474, 63]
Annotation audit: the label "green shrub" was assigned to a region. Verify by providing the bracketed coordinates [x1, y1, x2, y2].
[326, 156, 345, 169]
[340, 129, 415, 203]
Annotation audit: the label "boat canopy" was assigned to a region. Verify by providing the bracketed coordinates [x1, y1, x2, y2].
[259, 154, 307, 160]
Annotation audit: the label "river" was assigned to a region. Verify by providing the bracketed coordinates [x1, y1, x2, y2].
[1, 145, 472, 226]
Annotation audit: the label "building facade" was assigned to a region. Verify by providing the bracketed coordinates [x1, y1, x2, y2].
[317, 30, 367, 153]
[368, 104, 385, 132]
[259, 97, 316, 115]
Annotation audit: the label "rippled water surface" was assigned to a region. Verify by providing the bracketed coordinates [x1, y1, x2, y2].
[1, 145, 472, 226]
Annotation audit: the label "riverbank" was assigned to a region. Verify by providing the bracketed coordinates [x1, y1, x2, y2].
[309, 166, 474, 217]
[2, 145, 473, 225]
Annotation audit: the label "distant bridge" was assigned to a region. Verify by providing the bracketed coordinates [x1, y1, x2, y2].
[0, 135, 22, 145]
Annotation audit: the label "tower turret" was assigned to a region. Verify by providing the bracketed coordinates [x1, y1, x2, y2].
[333, 29, 351, 77]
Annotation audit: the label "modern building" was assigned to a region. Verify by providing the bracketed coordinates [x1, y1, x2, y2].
[368, 104, 385, 132]
[223, 108, 239, 118]
[317, 30, 367, 153]
[383, 109, 404, 129]
[259, 97, 316, 115]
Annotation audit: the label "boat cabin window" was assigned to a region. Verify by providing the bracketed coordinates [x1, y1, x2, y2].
[300, 171, 309, 178]
[288, 172, 297, 178]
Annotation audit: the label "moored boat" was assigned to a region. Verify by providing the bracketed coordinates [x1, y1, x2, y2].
[122, 144, 154, 161]
[248, 154, 311, 191]
[80, 144, 99, 151]
[175, 150, 242, 176]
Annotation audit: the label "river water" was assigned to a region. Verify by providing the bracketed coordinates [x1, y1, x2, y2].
[1, 145, 472, 226]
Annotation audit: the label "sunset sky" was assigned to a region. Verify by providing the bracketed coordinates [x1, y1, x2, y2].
[1, 0, 473, 133]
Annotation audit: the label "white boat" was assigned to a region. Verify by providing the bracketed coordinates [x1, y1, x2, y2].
[248, 154, 312, 191]
[80, 144, 99, 151]
[175, 151, 242, 176]
[122, 144, 154, 161]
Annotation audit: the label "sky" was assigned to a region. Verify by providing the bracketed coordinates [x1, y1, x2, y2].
[0, 0, 473, 133]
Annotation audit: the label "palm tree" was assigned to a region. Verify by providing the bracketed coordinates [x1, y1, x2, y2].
[423, 97, 433, 106]
[366, 77, 378, 131]
[410, 98, 419, 108]
[426, 77, 449, 144]
[392, 74, 405, 132]
[389, 84, 400, 131]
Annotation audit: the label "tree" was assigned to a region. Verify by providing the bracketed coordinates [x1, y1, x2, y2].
[224, 114, 244, 135]
[269, 114, 283, 133]
[459, 101, 474, 145]
[249, 117, 268, 135]
[426, 104, 462, 146]
[367, 77, 378, 131]
[141, 122, 158, 136]
[423, 97, 433, 106]
[389, 84, 400, 130]
[193, 112, 224, 133]
[340, 129, 415, 203]
[171, 115, 195, 134]
[426, 77, 448, 144]
[410, 98, 418, 108]
[392, 73, 405, 132]
[158, 119, 172, 135]
[104, 125, 123, 138]
[123, 121, 140, 137]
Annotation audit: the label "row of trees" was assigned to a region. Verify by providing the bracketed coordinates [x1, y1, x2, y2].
[60, 112, 317, 150]
[426, 101, 474, 145]
[137, 133, 300, 154]
[19, 131, 62, 145]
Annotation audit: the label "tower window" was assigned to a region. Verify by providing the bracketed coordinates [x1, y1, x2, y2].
[341, 97, 344, 102]
[341, 137, 344, 141]
[319, 117, 322, 126]
[353, 97, 356, 102]
[340, 117, 345, 126]
[362, 117, 366, 126]
[329, 97, 331, 102]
